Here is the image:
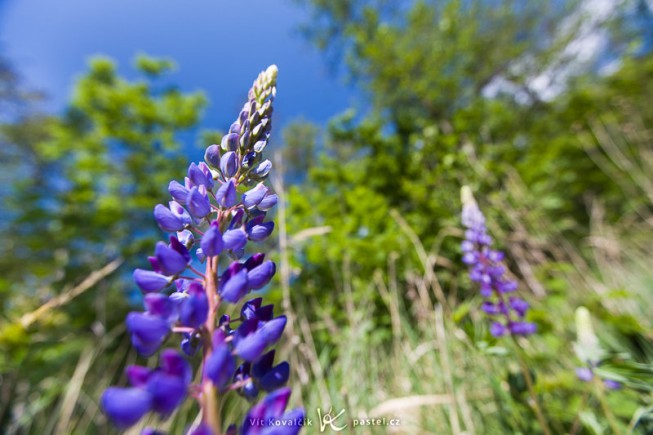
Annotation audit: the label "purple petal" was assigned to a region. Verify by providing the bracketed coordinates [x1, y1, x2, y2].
[205, 343, 235, 389]
[188, 162, 211, 188]
[154, 204, 185, 232]
[259, 362, 290, 392]
[146, 372, 187, 416]
[252, 350, 276, 378]
[205, 144, 221, 168]
[169, 235, 191, 261]
[143, 293, 177, 322]
[223, 228, 248, 251]
[241, 298, 263, 320]
[259, 316, 286, 345]
[243, 183, 268, 209]
[254, 159, 272, 178]
[168, 180, 189, 203]
[200, 223, 224, 257]
[216, 179, 237, 208]
[481, 301, 500, 315]
[221, 133, 239, 152]
[257, 193, 278, 211]
[125, 365, 151, 388]
[489, 322, 506, 337]
[253, 140, 267, 153]
[101, 387, 152, 429]
[247, 261, 276, 290]
[576, 367, 594, 382]
[126, 312, 170, 356]
[155, 241, 188, 276]
[245, 253, 266, 271]
[220, 269, 249, 304]
[160, 349, 192, 385]
[220, 151, 238, 178]
[603, 379, 622, 390]
[247, 221, 275, 242]
[508, 321, 537, 336]
[509, 298, 529, 317]
[177, 229, 195, 247]
[141, 427, 165, 435]
[234, 330, 268, 362]
[262, 387, 291, 419]
[133, 269, 170, 293]
[180, 290, 209, 328]
[187, 187, 211, 219]
[273, 408, 306, 435]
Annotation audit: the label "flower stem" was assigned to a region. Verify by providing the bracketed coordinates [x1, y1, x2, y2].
[201, 256, 221, 434]
[593, 377, 622, 435]
[511, 336, 552, 435]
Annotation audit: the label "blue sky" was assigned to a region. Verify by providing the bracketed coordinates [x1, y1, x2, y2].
[0, 0, 358, 135]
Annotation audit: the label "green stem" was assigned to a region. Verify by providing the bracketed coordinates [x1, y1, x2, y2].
[511, 337, 552, 435]
[569, 391, 590, 435]
[593, 377, 622, 435]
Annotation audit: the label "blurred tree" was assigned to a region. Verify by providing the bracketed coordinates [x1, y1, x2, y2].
[287, 0, 653, 342]
[0, 55, 206, 431]
[279, 118, 319, 183]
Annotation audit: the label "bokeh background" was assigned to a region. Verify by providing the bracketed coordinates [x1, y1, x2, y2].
[1, 0, 653, 433]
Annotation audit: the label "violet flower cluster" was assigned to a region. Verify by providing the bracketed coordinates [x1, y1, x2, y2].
[101, 65, 305, 434]
[460, 187, 536, 338]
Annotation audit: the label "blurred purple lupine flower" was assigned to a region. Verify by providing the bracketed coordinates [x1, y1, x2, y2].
[101, 350, 190, 427]
[460, 186, 537, 337]
[573, 307, 622, 391]
[102, 66, 304, 434]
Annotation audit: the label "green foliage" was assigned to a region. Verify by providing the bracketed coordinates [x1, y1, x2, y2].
[0, 55, 205, 432]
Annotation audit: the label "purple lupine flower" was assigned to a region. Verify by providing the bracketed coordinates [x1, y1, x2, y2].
[204, 144, 222, 169]
[126, 312, 171, 356]
[223, 228, 248, 251]
[253, 159, 272, 178]
[101, 387, 153, 429]
[168, 180, 189, 203]
[154, 240, 188, 276]
[187, 186, 211, 219]
[252, 351, 290, 392]
[154, 202, 190, 232]
[221, 132, 239, 152]
[240, 388, 305, 435]
[220, 151, 238, 178]
[573, 307, 623, 392]
[180, 283, 209, 328]
[133, 269, 171, 293]
[102, 65, 303, 433]
[603, 379, 622, 390]
[243, 183, 269, 209]
[216, 179, 237, 208]
[188, 162, 214, 189]
[205, 330, 235, 389]
[257, 193, 278, 211]
[576, 367, 594, 382]
[101, 349, 190, 427]
[460, 187, 536, 337]
[220, 267, 250, 304]
[247, 261, 276, 289]
[247, 220, 275, 242]
[200, 222, 224, 257]
[233, 315, 287, 361]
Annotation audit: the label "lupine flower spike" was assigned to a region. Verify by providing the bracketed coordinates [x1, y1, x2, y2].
[101, 65, 305, 434]
[461, 187, 553, 435]
[460, 186, 536, 337]
[574, 307, 621, 390]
